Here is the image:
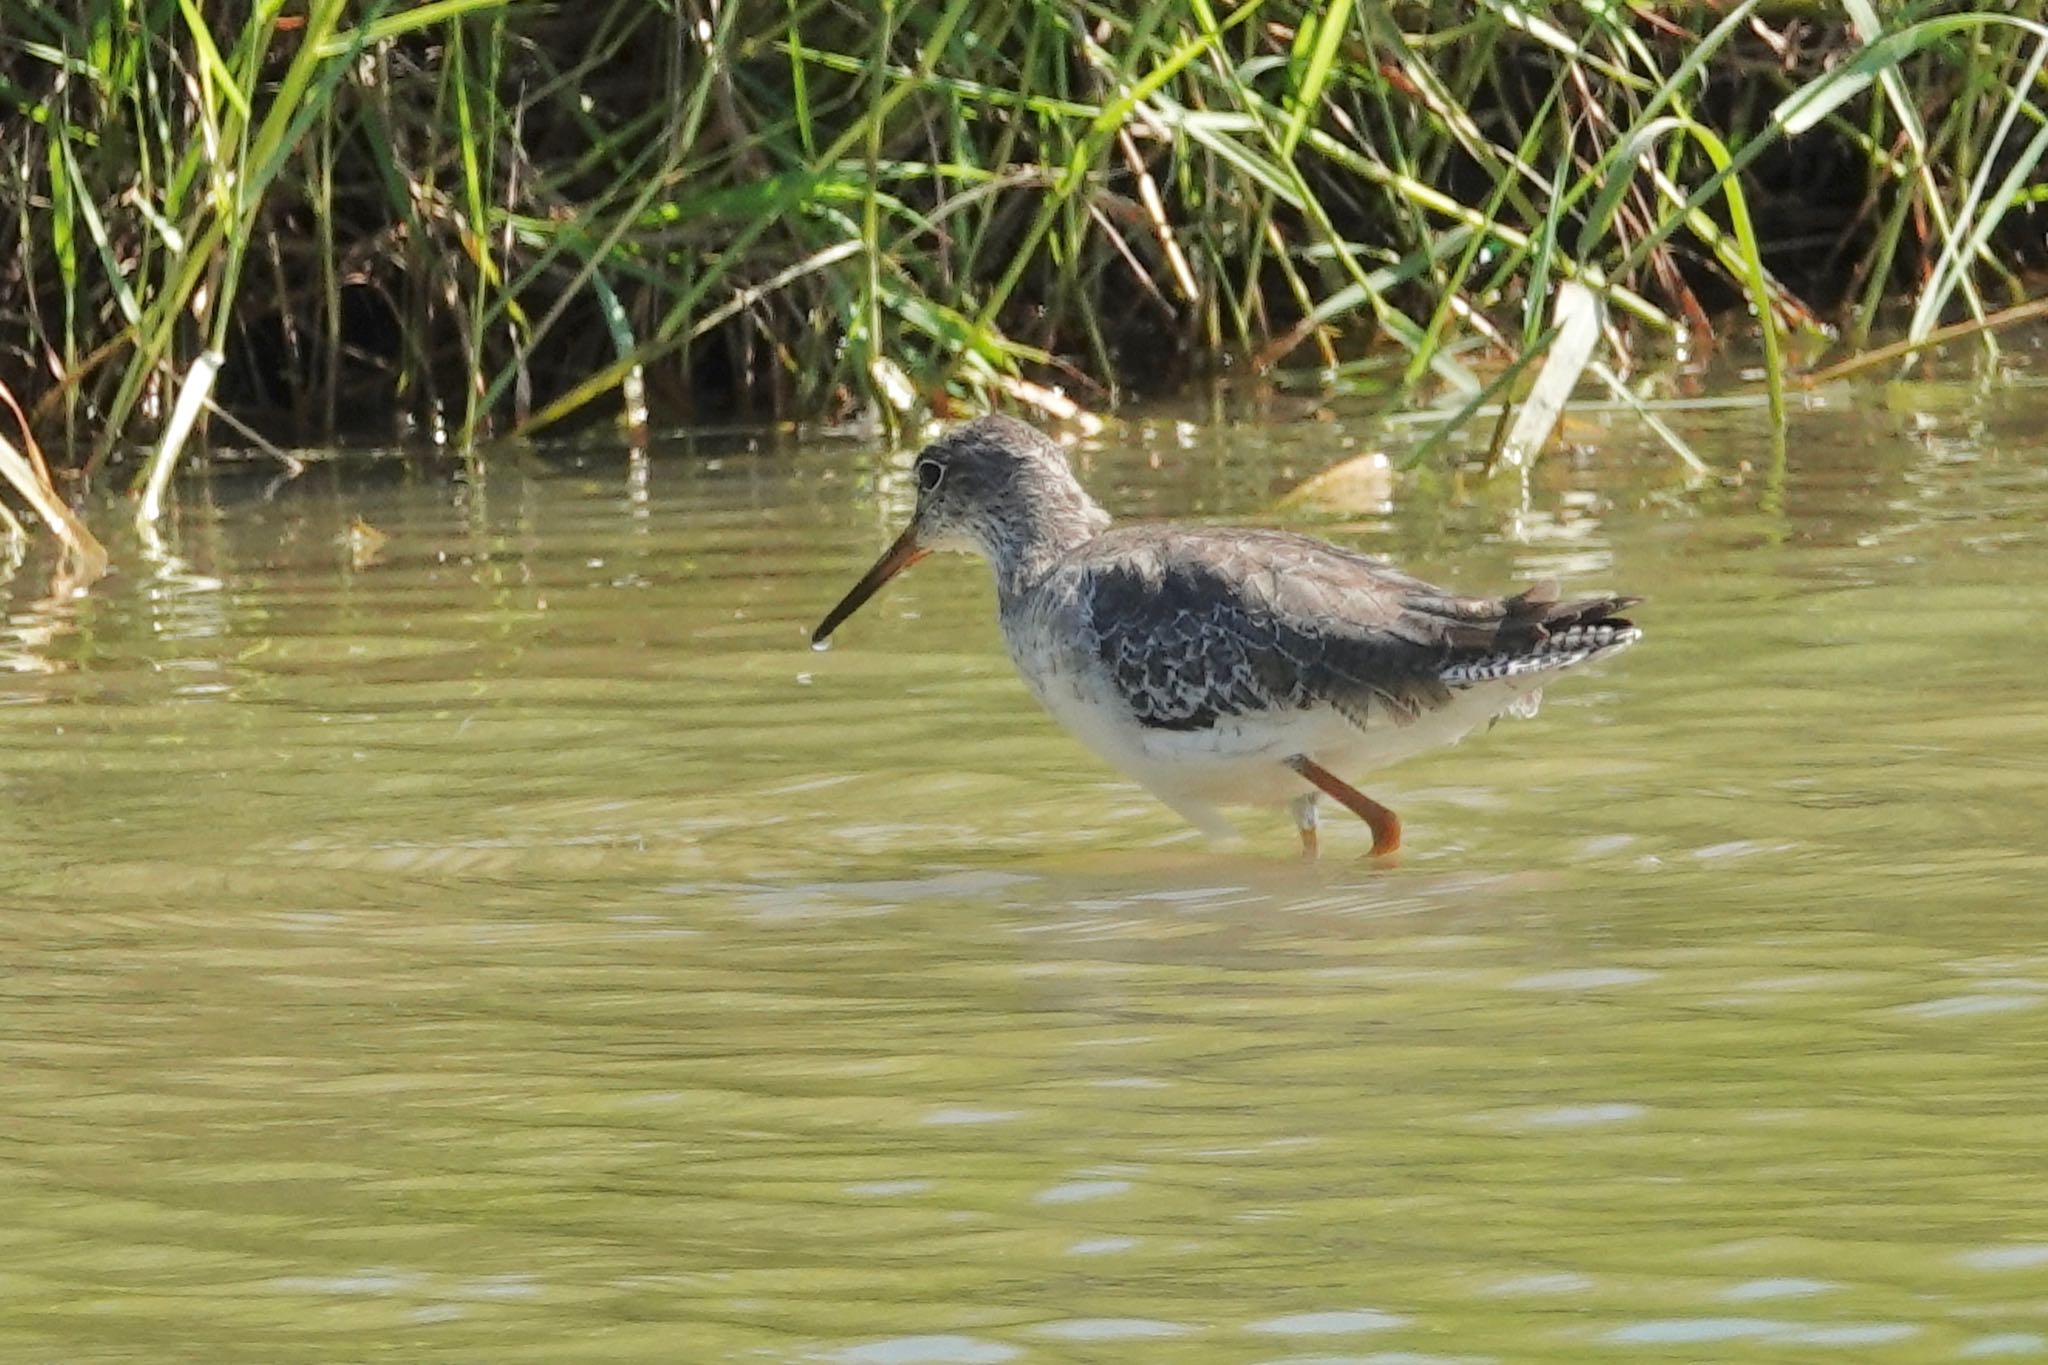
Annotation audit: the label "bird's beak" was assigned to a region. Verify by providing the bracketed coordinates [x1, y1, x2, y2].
[813, 523, 929, 645]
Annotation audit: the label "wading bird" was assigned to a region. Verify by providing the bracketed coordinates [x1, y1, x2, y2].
[813, 416, 1639, 857]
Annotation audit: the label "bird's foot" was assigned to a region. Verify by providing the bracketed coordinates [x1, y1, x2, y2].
[1290, 791, 1321, 860]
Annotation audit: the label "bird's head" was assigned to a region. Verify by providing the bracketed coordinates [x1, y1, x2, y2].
[812, 415, 1104, 644]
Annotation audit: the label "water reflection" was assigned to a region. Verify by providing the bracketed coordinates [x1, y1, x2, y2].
[0, 571, 84, 676]
[1, 393, 2047, 1359]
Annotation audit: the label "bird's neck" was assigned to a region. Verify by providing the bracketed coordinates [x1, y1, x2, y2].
[982, 482, 1111, 597]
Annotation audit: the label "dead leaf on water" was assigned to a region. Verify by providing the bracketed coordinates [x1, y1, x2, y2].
[343, 516, 388, 569]
[1277, 450, 1395, 515]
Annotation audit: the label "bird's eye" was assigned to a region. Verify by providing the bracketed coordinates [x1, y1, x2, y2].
[914, 459, 944, 493]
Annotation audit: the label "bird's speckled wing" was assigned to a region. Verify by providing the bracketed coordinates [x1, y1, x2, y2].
[1074, 527, 1627, 732]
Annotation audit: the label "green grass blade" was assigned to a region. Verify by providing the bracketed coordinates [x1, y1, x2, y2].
[1279, 0, 1352, 161]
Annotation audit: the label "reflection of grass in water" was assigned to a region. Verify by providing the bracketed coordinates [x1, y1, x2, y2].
[7, 1, 2048, 490]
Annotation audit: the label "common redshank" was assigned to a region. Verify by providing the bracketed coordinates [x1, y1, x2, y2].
[813, 415, 1640, 856]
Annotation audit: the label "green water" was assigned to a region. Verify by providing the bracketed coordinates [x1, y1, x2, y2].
[5, 395, 2048, 1362]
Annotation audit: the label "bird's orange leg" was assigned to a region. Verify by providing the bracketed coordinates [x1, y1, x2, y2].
[1285, 755, 1401, 857]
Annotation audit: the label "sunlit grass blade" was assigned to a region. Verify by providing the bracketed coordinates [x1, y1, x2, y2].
[135, 348, 221, 527]
[1908, 35, 2048, 343]
[1498, 279, 1604, 470]
[0, 382, 108, 577]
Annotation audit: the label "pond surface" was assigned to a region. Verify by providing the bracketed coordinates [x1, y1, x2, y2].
[5, 390, 2048, 1362]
